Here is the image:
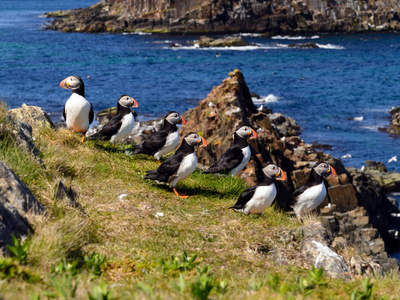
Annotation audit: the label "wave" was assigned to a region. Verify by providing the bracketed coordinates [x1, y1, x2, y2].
[236, 33, 262, 37]
[252, 94, 281, 104]
[167, 42, 344, 51]
[122, 31, 152, 35]
[316, 43, 345, 50]
[271, 35, 320, 40]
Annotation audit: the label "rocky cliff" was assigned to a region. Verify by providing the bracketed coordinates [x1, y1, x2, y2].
[46, 0, 400, 33]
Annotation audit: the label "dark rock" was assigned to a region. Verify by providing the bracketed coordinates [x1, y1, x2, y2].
[288, 42, 319, 48]
[365, 160, 388, 173]
[0, 160, 45, 248]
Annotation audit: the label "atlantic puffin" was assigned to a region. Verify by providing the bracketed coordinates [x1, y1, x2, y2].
[144, 132, 207, 198]
[60, 75, 94, 142]
[288, 162, 337, 217]
[89, 95, 139, 145]
[203, 126, 257, 176]
[229, 163, 286, 215]
[132, 111, 186, 162]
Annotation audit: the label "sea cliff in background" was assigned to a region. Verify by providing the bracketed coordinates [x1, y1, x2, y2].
[45, 0, 400, 33]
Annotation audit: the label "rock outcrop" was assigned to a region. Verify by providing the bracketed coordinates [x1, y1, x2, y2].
[45, 0, 400, 34]
[178, 69, 400, 274]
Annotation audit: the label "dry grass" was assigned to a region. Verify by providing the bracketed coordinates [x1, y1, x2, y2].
[0, 113, 398, 299]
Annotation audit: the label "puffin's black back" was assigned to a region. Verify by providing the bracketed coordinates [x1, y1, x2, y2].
[90, 102, 131, 140]
[133, 114, 178, 155]
[285, 167, 324, 208]
[203, 132, 248, 174]
[144, 138, 195, 183]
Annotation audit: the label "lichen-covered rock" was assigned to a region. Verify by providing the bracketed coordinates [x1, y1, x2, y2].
[7, 103, 55, 131]
[300, 223, 350, 279]
[197, 36, 250, 48]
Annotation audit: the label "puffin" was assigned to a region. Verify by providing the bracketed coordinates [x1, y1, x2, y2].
[287, 162, 337, 217]
[60, 75, 94, 142]
[203, 126, 257, 176]
[144, 132, 207, 198]
[132, 111, 186, 162]
[229, 163, 286, 215]
[89, 95, 139, 145]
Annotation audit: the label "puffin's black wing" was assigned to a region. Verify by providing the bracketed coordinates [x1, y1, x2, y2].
[97, 118, 123, 140]
[63, 105, 66, 120]
[229, 185, 257, 209]
[134, 130, 169, 155]
[204, 146, 244, 174]
[286, 185, 309, 208]
[144, 152, 184, 183]
[89, 103, 94, 125]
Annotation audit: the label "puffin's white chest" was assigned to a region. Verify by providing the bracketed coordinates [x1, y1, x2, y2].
[65, 94, 92, 133]
[230, 145, 251, 176]
[244, 184, 277, 215]
[154, 131, 179, 160]
[293, 182, 326, 216]
[110, 113, 135, 144]
[170, 152, 197, 187]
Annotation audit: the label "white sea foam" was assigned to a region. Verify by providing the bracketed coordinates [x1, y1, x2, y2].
[341, 154, 352, 159]
[167, 41, 344, 51]
[271, 35, 320, 40]
[122, 31, 152, 35]
[252, 94, 281, 104]
[316, 43, 345, 50]
[353, 116, 364, 121]
[236, 33, 262, 37]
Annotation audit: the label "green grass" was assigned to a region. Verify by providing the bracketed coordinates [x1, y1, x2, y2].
[0, 106, 397, 299]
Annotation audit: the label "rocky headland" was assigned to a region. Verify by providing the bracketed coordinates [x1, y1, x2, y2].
[45, 0, 400, 34]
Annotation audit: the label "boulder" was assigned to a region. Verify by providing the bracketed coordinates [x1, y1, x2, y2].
[7, 104, 55, 131]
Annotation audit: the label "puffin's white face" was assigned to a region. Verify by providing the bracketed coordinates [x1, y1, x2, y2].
[118, 95, 139, 108]
[165, 112, 185, 125]
[236, 126, 257, 139]
[59, 76, 83, 90]
[184, 133, 207, 147]
[314, 162, 336, 177]
[262, 163, 286, 180]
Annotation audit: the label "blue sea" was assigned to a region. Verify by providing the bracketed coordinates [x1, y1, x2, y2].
[0, 0, 399, 179]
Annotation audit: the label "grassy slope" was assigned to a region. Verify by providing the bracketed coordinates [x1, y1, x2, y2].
[0, 107, 398, 299]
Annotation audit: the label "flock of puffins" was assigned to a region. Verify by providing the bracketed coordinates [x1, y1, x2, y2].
[60, 75, 337, 218]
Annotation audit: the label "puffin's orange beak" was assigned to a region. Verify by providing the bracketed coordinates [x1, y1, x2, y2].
[276, 168, 286, 181]
[199, 137, 207, 147]
[249, 128, 258, 139]
[329, 166, 337, 176]
[59, 78, 69, 89]
[131, 98, 139, 108]
[179, 116, 186, 125]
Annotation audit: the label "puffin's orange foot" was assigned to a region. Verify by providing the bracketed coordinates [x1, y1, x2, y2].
[157, 160, 161, 165]
[69, 130, 72, 136]
[80, 134, 86, 143]
[173, 188, 188, 198]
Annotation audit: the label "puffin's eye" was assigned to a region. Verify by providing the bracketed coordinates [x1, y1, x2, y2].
[272, 166, 276, 170]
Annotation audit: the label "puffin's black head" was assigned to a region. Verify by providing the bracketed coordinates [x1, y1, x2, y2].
[313, 162, 337, 177]
[184, 132, 207, 147]
[118, 95, 139, 108]
[165, 111, 186, 125]
[59, 75, 84, 90]
[235, 126, 258, 140]
[263, 163, 286, 181]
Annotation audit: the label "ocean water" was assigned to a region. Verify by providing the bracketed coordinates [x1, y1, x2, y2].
[0, 0, 399, 178]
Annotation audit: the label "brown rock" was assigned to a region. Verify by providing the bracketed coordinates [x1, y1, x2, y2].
[328, 184, 358, 212]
